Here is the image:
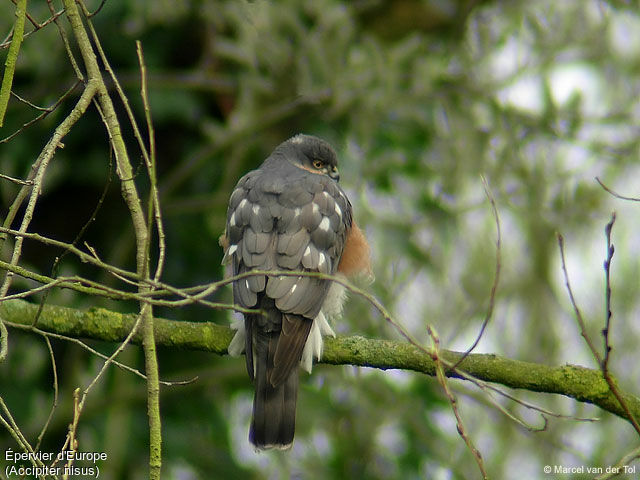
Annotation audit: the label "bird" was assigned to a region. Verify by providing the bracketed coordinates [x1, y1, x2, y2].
[220, 134, 372, 450]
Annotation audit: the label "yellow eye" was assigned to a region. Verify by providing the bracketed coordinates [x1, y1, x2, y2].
[313, 160, 324, 169]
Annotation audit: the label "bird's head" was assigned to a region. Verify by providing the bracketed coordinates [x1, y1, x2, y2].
[281, 134, 340, 181]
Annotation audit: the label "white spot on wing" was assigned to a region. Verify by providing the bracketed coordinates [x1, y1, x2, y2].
[319, 217, 330, 231]
[290, 284, 297, 294]
[230, 212, 236, 227]
[318, 252, 326, 268]
[228, 244, 238, 256]
[245, 279, 250, 290]
[252, 204, 260, 215]
[312, 203, 320, 214]
[238, 198, 248, 210]
[334, 203, 342, 219]
[303, 245, 311, 258]
[294, 207, 301, 217]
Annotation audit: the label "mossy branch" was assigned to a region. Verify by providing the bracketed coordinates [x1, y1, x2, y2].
[2, 298, 639, 428]
[0, 0, 27, 127]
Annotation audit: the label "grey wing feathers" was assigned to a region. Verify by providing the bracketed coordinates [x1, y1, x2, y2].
[226, 168, 352, 317]
[226, 166, 352, 388]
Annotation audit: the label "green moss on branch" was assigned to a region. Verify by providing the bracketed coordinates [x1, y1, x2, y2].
[2, 298, 639, 427]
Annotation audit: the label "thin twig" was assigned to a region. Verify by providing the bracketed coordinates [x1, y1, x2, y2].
[81, 8, 150, 167]
[34, 336, 59, 451]
[602, 214, 615, 371]
[0, 395, 47, 474]
[86, 0, 107, 17]
[428, 325, 488, 479]
[558, 221, 640, 437]
[0, 256, 258, 314]
[136, 41, 166, 284]
[10, 91, 52, 111]
[452, 176, 501, 370]
[595, 445, 640, 480]
[46, 0, 83, 81]
[0, 82, 98, 297]
[31, 145, 113, 327]
[1, 81, 82, 144]
[596, 177, 640, 202]
[63, 388, 81, 480]
[0, 7, 65, 49]
[557, 233, 603, 364]
[0, 173, 33, 185]
[474, 380, 598, 423]
[599, 215, 640, 437]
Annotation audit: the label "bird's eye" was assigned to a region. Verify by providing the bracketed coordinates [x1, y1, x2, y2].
[313, 160, 324, 170]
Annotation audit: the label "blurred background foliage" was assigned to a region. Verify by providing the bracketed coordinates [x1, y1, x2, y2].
[1, 0, 640, 478]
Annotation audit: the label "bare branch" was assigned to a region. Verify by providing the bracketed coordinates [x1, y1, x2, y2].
[557, 233, 603, 364]
[452, 175, 501, 370]
[0, 82, 99, 297]
[428, 325, 488, 479]
[34, 337, 58, 452]
[595, 445, 640, 480]
[61, 1, 163, 476]
[136, 41, 166, 284]
[558, 220, 640, 438]
[0, 0, 27, 127]
[596, 177, 640, 202]
[0, 81, 82, 144]
[3, 298, 640, 427]
[603, 214, 615, 370]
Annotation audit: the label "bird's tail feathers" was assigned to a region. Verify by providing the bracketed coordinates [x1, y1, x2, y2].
[250, 329, 298, 450]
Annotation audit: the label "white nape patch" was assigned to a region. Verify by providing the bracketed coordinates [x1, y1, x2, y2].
[290, 134, 304, 144]
[228, 316, 246, 356]
[334, 203, 342, 219]
[318, 217, 330, 231]
[299, 278, 345, 373]
[230, 212, 236, 227]
[252, 204, 260, 215]
[238, 198, 248, 210]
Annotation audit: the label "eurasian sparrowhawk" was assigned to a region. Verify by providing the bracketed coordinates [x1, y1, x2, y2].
[221, 134, 371, 449]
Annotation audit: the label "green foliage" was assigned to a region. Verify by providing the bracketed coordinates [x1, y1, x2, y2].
[2, 0, 640, 479]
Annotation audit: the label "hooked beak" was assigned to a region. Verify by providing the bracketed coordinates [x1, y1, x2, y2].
[329, 167, 340, 182]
